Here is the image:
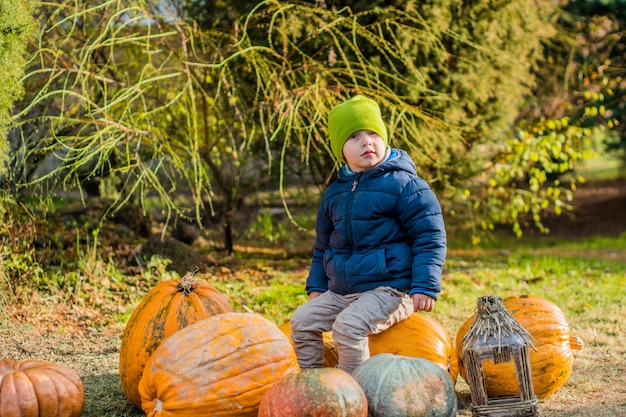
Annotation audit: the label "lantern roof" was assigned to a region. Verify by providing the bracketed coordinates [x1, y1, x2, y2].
[461, 295, 537, 353]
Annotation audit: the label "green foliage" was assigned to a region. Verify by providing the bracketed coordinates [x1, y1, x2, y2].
[182, 0, 259, 29]
[458, 118, 601, 239]
[528, 0, 626, 173]
[11, 0, 460, 250]
[566, 0, 626, 20]
[246, 208, 287, 243]
[8, 0, 611, 248]
[0, 0, 36, 174]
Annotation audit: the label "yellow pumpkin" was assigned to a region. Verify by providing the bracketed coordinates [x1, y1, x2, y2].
[456, 294, 584, 399]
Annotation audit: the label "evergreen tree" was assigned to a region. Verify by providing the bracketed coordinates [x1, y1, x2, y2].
[0, 0, 35, 176]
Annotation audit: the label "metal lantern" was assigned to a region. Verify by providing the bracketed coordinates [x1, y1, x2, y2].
[461, 295, 540, 417]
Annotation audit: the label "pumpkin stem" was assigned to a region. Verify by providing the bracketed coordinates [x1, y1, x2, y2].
[154, 398, 164, 413]
[570, 335, 584, 350]
[177, 266, 200, 295]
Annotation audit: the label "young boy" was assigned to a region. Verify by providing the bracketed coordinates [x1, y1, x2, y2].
[290, 95, 447, 373]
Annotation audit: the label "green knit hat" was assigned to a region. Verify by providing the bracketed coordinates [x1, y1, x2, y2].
[328, 95, 388, 161]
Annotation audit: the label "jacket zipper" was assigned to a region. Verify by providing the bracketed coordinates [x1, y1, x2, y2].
[345, 172, 362, 246]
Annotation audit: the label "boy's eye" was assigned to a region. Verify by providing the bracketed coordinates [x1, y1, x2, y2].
[349, 133, 359, 139]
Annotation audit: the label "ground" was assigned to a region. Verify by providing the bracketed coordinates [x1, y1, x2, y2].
[1, 178, 625, 416]
[537, 178, 626, 240]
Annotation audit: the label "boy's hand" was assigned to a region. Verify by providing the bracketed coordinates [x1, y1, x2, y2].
[309, 291, 323, 300]
[412, 293, 435, 312]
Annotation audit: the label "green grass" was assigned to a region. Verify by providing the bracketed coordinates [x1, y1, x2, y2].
[215, 233, 626, 342]
[441, 246, 625, 319]
[212, 269, 309, 326]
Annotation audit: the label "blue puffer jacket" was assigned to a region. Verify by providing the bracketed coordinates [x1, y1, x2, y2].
[306, 149, 447, 299]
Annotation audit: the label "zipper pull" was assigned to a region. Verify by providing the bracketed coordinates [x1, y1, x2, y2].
[351, 180, 358, 192]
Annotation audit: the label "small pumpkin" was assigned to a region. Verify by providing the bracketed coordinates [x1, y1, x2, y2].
[139, 312, 300, 417]
[455, 294, 584, 399]
[119, 272, 233, 408]
[280, 313, 458, 382]
[352, 354, 457, 417]
[0, 358, 84, 417]
[258, 368, 368, 417]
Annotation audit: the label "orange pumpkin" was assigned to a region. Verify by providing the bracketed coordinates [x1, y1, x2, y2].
[369, 313, 459, 382]
[119, 274, 233, 408]
[258, 368, 368, 417]
[139, 312, 300, 417]
[280, 313, 458, 382]
[0, 358, 84, 417]
[456, 294, 584, 399]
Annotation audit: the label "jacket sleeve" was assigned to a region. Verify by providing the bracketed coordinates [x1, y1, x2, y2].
[397, 177, 447, 300]
[305, 202, 333, 294]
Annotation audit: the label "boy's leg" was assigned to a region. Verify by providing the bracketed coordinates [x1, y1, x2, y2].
[332, 287, 413, 373]
[290, 291, 348, 369]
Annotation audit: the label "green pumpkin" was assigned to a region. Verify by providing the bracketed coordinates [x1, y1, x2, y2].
[352, 354, 457, 417]
[258, 368, 368, 417]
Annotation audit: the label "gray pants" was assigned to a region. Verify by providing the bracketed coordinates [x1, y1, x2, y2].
[290, 286, 414, 374]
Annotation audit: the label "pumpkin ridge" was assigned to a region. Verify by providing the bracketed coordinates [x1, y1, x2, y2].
[26, 368, 57, 416]
[52, 367, 84, 416]
[4, 374, 26, 413]
[146, 294, 177, 347]
[184, 337, 297, 386]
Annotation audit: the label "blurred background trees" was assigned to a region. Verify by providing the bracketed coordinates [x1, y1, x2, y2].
[2, 0, 624, 252]
[562, 0, 625, 170]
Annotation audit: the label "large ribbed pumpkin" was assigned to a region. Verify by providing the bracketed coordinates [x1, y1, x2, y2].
[138, 312, 300, 417]
[455, 294, 584, 399]
[280, 314, 458, 382]
[0, 358, 84, 417]
[119, 274, 233, 408]
[258, 368, 368, 417]
[352, 354, 457, 417]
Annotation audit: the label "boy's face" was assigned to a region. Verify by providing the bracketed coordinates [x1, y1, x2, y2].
[342, 130, 386, 172]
